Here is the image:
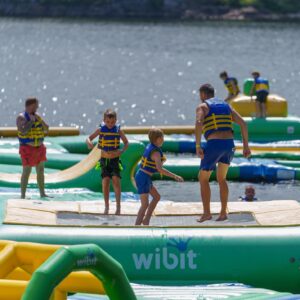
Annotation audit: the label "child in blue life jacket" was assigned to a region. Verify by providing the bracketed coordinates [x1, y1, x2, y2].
[135, 128, 184, 225]
[239, 185, 258, 202]
[86, 109, 129, 215]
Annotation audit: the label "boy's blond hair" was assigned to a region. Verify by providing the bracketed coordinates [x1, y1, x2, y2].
[148, 128, 164, 144]
[104, 109, 117, 120]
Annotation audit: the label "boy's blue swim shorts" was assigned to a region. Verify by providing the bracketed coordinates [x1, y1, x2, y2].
[135, 169, 153, 194]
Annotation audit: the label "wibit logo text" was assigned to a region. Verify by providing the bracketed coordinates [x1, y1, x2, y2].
[132, 238, 198, 270]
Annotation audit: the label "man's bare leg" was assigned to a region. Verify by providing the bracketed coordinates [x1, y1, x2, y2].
[21, 166, 32, 199]
[102, 177, 110, 214]
[198, 170, 213, 222]
[135, 194, 149, 225]
[216, 162, 229, 221]
[262, 102, 267, 118]
[142, 186, 161, 225]
[255, 101, 262, 118]
[112, 176, 121, 215]
[36, 162, 52, 198]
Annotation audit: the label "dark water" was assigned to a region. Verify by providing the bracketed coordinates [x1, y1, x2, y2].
[0, 19, 299, 132]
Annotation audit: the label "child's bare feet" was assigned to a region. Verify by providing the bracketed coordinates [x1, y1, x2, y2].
[197, 214, 212, 223]
[115, 206, 121, 215]
[104, 207, 109, 215]
[216, 214, 228, 221]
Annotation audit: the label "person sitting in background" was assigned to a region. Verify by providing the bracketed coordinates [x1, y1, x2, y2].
[239, 185, 257, 202]
[219, 71, 240, 102]
[250, 71, 269, 118]
[17, 98, 49, 199]
[86, 109, 129, 215]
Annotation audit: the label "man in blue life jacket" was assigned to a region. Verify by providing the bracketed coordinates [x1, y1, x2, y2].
[250, 71, 269, 118]
[16, 98, 50, 199]
[195, 84, 251, 222]
[219, 71, 240, 102]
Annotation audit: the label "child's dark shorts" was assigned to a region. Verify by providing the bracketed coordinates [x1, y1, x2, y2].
[256, 91, 269, 103]
[100, 157, 121, 178]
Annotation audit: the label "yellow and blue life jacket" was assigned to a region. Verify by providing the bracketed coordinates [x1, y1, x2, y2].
[140, 143, 166, 174]
[255, 77, 269, 93]
[18, 112, 45, 146]
[224, 77, 240, 95]
[203, 98, 233, 140]
[98, 123, 121, 151]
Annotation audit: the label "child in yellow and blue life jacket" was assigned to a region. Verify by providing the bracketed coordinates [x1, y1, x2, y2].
[219, 71, 240, 102]
[135, 128, 184, 226]
[86, 109, 129, 215]
[250, 71, 269, 118]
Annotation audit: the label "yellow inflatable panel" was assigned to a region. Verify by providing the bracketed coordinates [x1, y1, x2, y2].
[0, 127, 80, 137]
[229, 94, 288, 117]
[0, 241, 105, 300]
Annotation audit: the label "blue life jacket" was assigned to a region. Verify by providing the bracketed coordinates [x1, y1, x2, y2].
[139, 143, 165, 174]
[239, 196, 258, 202]
[224, 77, 240, 95]
[98, 123, 121, 151]
[17, 112, 44, 146]
[255, 77, 269, 93]
[203, 98, 233, 139]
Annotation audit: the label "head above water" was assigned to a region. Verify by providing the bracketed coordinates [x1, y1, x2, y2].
[103, 109, 117, 129]
[251, 71, 260, 79]
[245, 185, 256, 201]
[219, 71, 228, 80]
[199, 84, 215, 102]
[148, 128, 164, 147]
[25, 97, 39, 114]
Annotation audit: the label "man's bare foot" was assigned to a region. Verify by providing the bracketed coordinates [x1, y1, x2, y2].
[115, 207, 121, 215]
[197, 214, 212, 223]
[104, 207, 109, 215]
[142, 219, 150, 226]
[40, 194, 54, 198]
[216, 214, 228, 221]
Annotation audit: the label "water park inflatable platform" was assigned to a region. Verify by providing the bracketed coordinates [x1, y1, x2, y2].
[0, 127, 79, 137]
[229, 94, 288, 117]
[2, 199, 300, 297]
[121, 117, 300, 142]
[1, 240, 299, 300]
[4, 199, 300, 227]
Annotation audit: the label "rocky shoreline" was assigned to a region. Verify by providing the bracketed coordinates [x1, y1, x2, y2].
[0, 1, 299, 21]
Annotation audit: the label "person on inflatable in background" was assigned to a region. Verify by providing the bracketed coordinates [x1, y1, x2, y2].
[250, 71, 269, 118]
[219, 71, 240, 102]
[135, 128, 184, 225]
[239, 185, 257, 202]
[86, 109, 129, 215]
[16, 98, 50, 199]
[195, 84, 251, 222]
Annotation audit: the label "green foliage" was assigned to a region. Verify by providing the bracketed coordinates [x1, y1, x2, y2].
[220, 0, 300, 13]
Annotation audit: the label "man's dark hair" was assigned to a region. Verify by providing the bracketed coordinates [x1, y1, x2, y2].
[219, 71, 228, 78]
[199, 84, 215, 98]
[252, 71, 260, 77]
[104, 109, 117, 119]
[25, 97, 38, 107]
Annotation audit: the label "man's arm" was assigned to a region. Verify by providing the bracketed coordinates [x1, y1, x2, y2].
[195, 104, 207, 158]
[231, 108, 251, 158]
[250, 82, 256, 97]
[35, 113, 49, 133]
[16, 114, 34, 135]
